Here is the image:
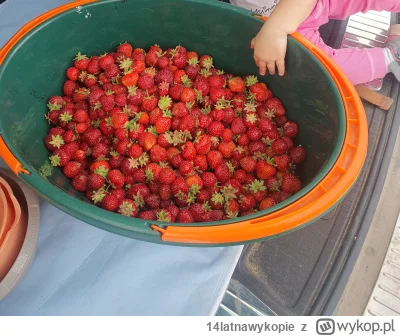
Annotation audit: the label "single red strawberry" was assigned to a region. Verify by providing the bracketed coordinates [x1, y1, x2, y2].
[113, 138, 130, 155]
[272, 138, 288, 155]
[90, 160, 110, 176]
[233, 169, 247, 184]
[111, 112, 128, 128]
[207, 150, 224, 169]
[98, 54, 114, 70]
[64, 141, 80, 156]
[171, 177, 189, 196]
[118, 199, 138, 217]
[191, 155, 206, 172]
[178, 115, 196, 132]
[150, 144, 167, 162]
[228, 77, 245, 93]
[181, 141, 196, 161]
[87, 56, 100, 74]
[248, 140, 266, 154]
[145, 194, 161, 209]
[247, 127, 263, 141]
[172, 52, 187, 69]
[92, 142, 110, 159]
[73, 109, 88, 123]
[139, 210, 157, 220]
[240, 156, 257, 173]
[107, 169, 125, 189]
[259, 197, 276, 210]
[73, 150, 86, 162]
[154, 68, 174, 85]
[156, 56, 171, 69]
[179, 161, 194, 176]
[50, 149, 71, 167]
[169, 83, 184, 101]
[194, 134, 211, 155]
[121, 71, 139, 87]
[99, 117, 114, 136]
[109, 154, 124, 169]
[211, 109, 224, 121]
[127, 143, 143, 159]
[208, 121, 224, 137]
[215, 163, 231, 183]
[256, 161, 276, 180]
[231, 117, 248, 134]
[196, 189, 210, 204]
[114, 127, 128, 140]
[128, 183, 151, 200]
[159, 184, 173, 201]
[193, 76, 210, 96]
[159, 168, 176, 184]
[155, 115, 172, 134]
[209, 87, 226, 103]
[180, 88, 196, 103]
[225, 199, 239, 219]
[73, 87, 90, 103]
[259, 118, 274, 132]
[275, 115, 288, 127]
[283, 121, 299, 138]
[249, 82, 272, 102]
[218, 141, 236, 159]
[239, 194, 256, 212]
[88, 173, 105, 190]
[117, 42, 133, 57]
[177, 210, 194, 223]
[290, 146, 307, 164]
[99, 93, 115, 112]
[102, 194, 119, 212]
[185, 63, 200, 80]
[84, 74, 98, 88]
[266, 176, 281, 192]
[281, 173, 302, 194]
[137, 74, 155, 90]
[63, 161, 81, 179]
[186, 174, 203, 190]
[274, 154, 291, 171]
[199, 55, 213, 69]
[171, 102, 188, 118]
[73, 52, 89, 70]
[138, 132, 157, 151]
[208, 74, 225, 89]
[72, 174, 88, 192]
[199, 172, 216, 188]
[66, 67, 80, 81]
[264, 98, 286, 117]
[141, 94, 158, 112]
[104, 63, 120, 79]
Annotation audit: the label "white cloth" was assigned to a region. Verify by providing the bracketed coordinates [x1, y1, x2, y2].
[230, 0, 280, 16]
[0, 0, 244, 315]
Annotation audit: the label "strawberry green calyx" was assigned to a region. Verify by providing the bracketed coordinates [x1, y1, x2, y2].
[226, 161, 235, 175]
[158, 95, 172, 111]
[110, 150, 119, 157]
[133, 192, 145, 208]
[105, 90, 115, 96]
[119, 201, 136, 217]
[243, 101, 257, 113]
[112, 75, 121, 84]
[278, 127, 284, 137]
[199, 68, 212, 78]
[194, 89, 204, 103]
[92, 188, 107, 204]
[145, 169, 154, 183]
[91, 118, 101, 128]
[201, 106, 211, 115]
[47, 102, 62, 111]
[125, 120, 138, 131]
[270, 180, 281, 192]
[211, 192, 224, 205]
[187, 58, 199, 66]
[189, 184, 201, 196]
[138, 153, 149, 167]
[215, 96, 232, 110]
[119, 58, 133, 71]
[60, 111, 73, 123]
[262, 137, 274, 146]
[144, 67, 157, 77]
[202, 57, 214, 70]
[128, 158, 139, 169]
[159, 161, 169, 168]
[249, 179, 266, 193]
[146, 125, 158, 136]
[221, 185, 238, 201]
[79, 71, 87, 82]
[245, 75, 258, 87]
[181, 75, 192, 88]
[94, 166, 109, 178]
[216, 69, 225, 75]
[202, 202, 212, 212]
[49, 135, 65, 149]
[225, 208, 239, 219]
[49, 154, 61, 167]
[266, 157, 276, 167]
[158, 82, 170, 92]
[74, 52, 88, 61]
[127, 86, 138, 98]
[156, 210, 171, 223]
[245, 112, 258, 125]
[38, 161, 53, 178]
[162, 110, 172, 118]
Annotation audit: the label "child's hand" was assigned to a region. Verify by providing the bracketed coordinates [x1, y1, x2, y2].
[251, 23, 288, 77]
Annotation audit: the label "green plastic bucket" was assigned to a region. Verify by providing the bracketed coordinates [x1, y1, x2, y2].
[0, 0, 367, 245]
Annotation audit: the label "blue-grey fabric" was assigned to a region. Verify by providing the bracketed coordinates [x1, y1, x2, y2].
[0, 0, 243, 315]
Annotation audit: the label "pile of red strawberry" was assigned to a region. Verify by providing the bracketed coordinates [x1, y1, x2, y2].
[44, 42, 307, 223]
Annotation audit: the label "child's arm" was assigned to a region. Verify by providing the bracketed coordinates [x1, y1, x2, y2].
[251, 0, 316, 76]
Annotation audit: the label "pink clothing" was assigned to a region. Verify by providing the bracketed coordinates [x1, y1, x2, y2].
[297, 0, 400, 85]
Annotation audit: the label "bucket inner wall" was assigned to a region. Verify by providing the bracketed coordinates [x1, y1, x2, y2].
[0, 0, 345, 230]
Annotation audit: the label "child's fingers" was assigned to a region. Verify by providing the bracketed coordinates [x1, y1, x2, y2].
[267, 61, 276, 75]
[276, 59, 285, 76]
[259, 61, 267, 76]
